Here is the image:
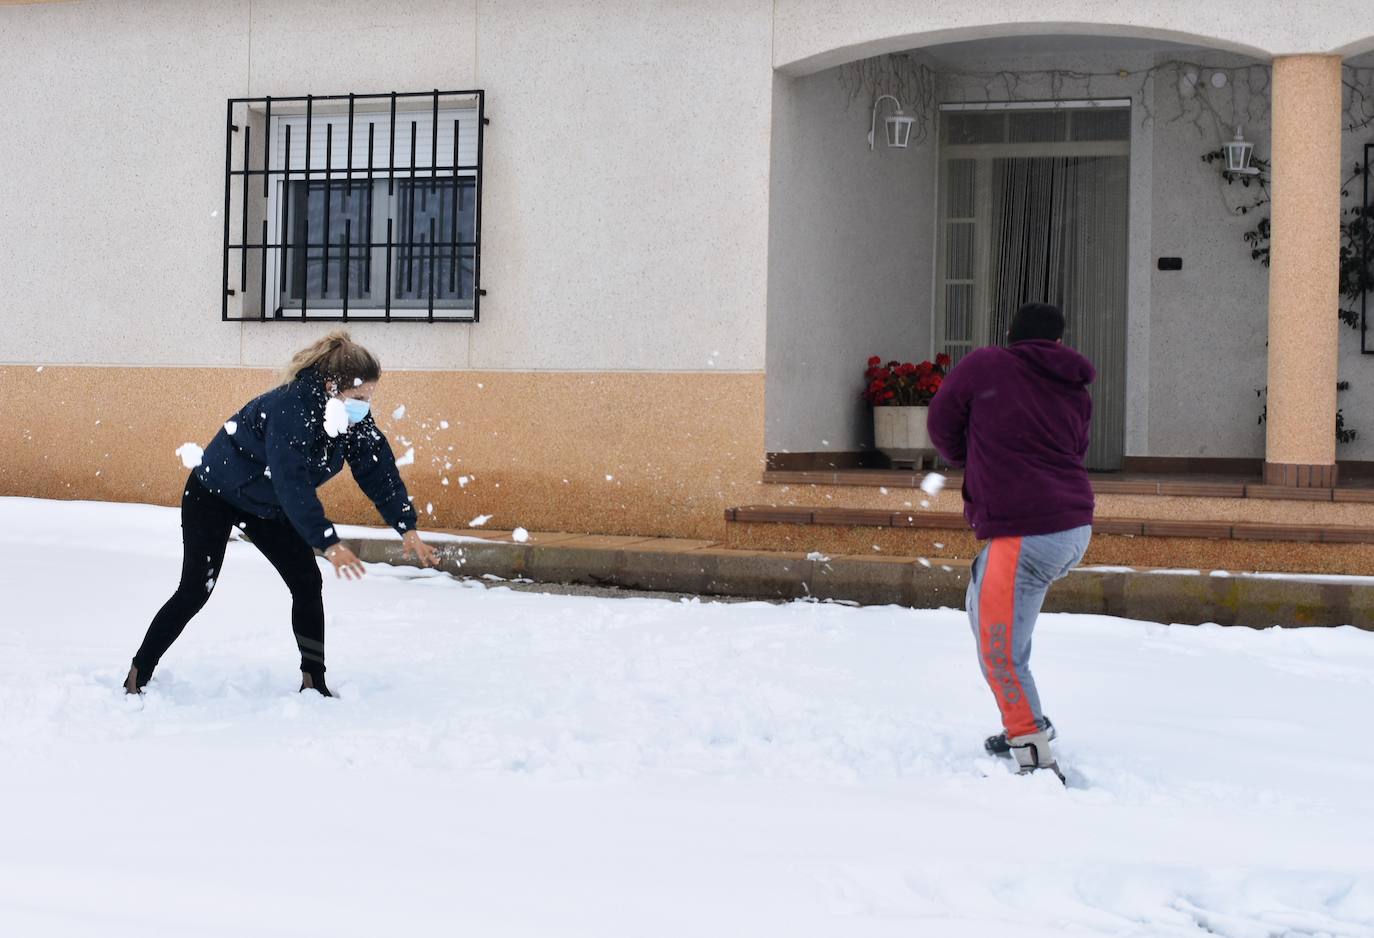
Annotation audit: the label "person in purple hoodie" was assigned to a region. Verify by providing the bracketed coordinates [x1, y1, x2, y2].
[927, 302, 1095, 782]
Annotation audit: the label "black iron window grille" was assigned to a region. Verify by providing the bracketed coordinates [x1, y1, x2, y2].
[222, 89, 486, 323]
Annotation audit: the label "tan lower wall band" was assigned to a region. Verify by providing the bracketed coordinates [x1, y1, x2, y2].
[0, 366, 765, 541]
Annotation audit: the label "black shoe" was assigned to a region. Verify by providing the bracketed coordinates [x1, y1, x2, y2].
[984, 716, 1055, 757]
[300, 671, 333, 698]
[124, 665, 148, 695]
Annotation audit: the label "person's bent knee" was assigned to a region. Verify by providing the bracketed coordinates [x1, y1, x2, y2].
[287, 565, 324, 595]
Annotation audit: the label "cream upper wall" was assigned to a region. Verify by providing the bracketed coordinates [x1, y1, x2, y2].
[764, 66, 934, 454]
[772, 0, 1374, 74]
[0, 0, 251, 369]
[0, 0, 773, 372]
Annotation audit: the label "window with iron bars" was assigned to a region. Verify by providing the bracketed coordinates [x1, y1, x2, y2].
[222, 90, 486, 322]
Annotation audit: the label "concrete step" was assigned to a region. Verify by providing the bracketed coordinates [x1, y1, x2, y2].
[724, 506, 1374, 576]
[343, 531, 1374, 631]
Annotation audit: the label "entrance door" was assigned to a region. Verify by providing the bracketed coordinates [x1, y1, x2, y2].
[935, 105, 1130, 471]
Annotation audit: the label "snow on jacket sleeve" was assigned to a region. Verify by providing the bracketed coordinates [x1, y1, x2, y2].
[345, 417, 419, 535]
[264, 383, 342, 551]
[927, 351, 980, 468]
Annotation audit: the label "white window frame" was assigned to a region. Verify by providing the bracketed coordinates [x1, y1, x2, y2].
[265, 105, 481, 319]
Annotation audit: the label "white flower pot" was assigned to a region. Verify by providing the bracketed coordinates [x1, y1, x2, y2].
[873, 405, 936, 468]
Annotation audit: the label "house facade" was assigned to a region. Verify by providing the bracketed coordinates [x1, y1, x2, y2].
[4, 0, 1374, 568]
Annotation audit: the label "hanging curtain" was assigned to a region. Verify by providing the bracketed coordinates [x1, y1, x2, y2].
[986, 154, 1128, 470]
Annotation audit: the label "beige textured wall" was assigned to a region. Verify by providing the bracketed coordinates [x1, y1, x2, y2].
[0, 0, 774, 373]
[1265, 55, 1343, 468]
[0, 366, 765, 540]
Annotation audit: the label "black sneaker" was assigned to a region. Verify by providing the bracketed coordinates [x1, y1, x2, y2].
[984, 716, 1055, 757]
[300, 671, 333, 698]
[124, 665, 149, 695]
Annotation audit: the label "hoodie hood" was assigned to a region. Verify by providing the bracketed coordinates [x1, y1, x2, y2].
[1007, 340, 1096, 388]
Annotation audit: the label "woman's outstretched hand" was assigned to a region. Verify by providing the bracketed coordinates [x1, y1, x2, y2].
[324, 543, 366, 580]
[403, 530, 441, 568]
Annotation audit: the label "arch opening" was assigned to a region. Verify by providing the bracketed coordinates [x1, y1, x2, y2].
[764, 30, 1286, 473]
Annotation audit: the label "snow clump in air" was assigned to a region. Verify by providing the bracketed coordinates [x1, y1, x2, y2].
[392, 405, 407, 420]
[323, 398, 349, 438]
[176, 443, 204, 469]
[806, 551, 830, 562]
[394, 447, 416, 467]
[920, 472, 946, 496]
[470, 514, 492, 527]
[512, 528, 529, 543]
[224, 420, 238, 435]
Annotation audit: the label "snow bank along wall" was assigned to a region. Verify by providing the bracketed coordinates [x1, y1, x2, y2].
[4, 1, 1374, 540]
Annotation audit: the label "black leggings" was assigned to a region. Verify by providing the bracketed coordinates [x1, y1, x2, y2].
[132, 474, 326, 679]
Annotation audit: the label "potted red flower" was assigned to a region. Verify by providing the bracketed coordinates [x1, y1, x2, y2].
[863, 354, 950, 468]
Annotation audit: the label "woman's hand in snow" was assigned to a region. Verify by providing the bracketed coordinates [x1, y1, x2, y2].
[324, 543, 366, 580]
[403, 530, 440, 568]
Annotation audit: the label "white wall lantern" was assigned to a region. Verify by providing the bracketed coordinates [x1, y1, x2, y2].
[869, 94, 914, 150]
[1223, 126, 1260, 175]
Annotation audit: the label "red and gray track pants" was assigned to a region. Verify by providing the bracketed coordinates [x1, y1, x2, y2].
[966, 525, 1092, 738]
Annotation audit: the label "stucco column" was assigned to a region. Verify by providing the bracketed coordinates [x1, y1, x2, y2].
[1264, 55, 1343, 487]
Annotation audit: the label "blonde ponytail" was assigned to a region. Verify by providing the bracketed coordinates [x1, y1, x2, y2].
[281, 330, 382, 387]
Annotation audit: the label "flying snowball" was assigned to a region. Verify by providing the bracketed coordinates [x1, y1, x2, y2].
[176, 443, 204, 469]
[224, 420, 238, 435]
[392, 404, 407, 420]
[512, 527, 529, 543]
[323, 398, 349, 437]
[920, 472, 946, 496]
[470, 514, 492, 527]
[394, 447, 416, 467]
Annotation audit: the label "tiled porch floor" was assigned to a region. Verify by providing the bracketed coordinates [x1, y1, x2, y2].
[760, 468, 1374, 502]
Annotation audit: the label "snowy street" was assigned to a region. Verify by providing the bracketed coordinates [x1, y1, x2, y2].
[1, 498, 1371, 936]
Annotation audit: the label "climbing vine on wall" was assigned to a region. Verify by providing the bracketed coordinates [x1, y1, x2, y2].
[1208, 149, 1373, 443]
[843, 53, 1374, 140]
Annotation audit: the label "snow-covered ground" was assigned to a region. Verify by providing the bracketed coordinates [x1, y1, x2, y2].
[1, 497, 1371, 937]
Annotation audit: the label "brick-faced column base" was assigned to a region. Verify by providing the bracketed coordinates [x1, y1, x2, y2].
[1263, 461, 1339, 487]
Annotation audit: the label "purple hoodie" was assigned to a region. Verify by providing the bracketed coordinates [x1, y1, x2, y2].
[927, 340, 1095, 540]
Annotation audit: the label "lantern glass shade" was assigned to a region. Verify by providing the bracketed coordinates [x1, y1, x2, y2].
[885, 113, 915, 148]
[1223, 128, 1255, 173]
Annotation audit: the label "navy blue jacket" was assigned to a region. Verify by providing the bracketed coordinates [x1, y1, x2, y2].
[194, 368, 417, 550]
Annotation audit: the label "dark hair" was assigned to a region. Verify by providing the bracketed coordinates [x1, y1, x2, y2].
[1008, 302, 1065, 344]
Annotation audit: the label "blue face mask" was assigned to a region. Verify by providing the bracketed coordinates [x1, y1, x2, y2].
[343, 398, 371, 425]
